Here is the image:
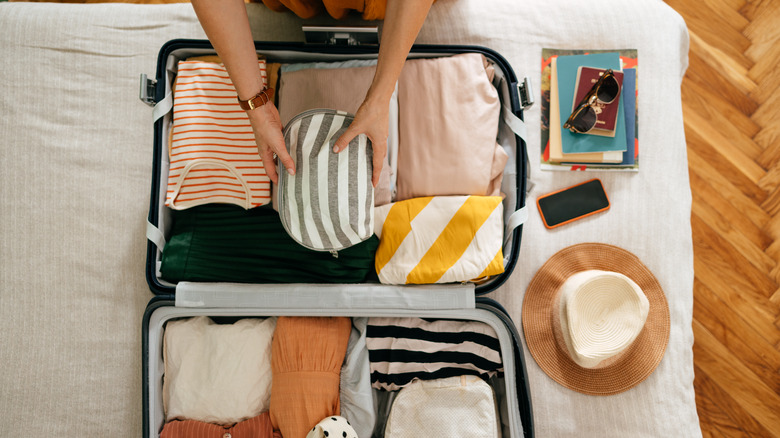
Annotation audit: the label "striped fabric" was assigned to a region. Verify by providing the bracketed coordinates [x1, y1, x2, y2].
[374, 196, 505, 284]
[166, 60, 270, 210]
[279, 109, 374, 251]
[366, 317, 504, 391]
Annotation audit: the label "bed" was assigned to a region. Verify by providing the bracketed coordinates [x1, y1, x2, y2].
[0, 0, 701, 436]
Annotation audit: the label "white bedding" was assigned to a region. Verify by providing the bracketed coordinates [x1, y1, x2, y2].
[0, 1, 700, 436]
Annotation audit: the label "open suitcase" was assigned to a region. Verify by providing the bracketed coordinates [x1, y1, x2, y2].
[140, 30, 534, 438]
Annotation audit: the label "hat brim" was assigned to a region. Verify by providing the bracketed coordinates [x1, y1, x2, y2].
[522, 243, 670, 396]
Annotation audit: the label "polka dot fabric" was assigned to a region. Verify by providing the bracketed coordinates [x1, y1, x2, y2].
[305, 416, 357, 438]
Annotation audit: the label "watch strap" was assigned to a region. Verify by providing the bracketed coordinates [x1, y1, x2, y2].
[238, 87, 274, 111]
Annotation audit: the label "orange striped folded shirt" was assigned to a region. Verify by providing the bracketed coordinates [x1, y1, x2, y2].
[166, 60, 270, 210]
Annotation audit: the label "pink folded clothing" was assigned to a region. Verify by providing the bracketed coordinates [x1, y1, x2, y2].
[396, 53, 507, 201]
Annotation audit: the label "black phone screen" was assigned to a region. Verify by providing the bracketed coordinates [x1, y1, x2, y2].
[537, 179, 610, 227]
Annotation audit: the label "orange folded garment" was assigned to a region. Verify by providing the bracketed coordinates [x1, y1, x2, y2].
[269, 317, 351, 438]
[261, 0, 323, 19]
[161, 412, 281, 438]
[257, 0, 387, 20]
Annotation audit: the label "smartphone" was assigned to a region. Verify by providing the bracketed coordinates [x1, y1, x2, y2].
[536, 178, 610, 229]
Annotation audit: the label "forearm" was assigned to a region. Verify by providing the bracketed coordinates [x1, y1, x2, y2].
[191, 0, 265, 100]
[366, 0, 434, 103]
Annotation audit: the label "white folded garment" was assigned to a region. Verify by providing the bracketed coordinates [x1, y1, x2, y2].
[163, 316, 276, 425]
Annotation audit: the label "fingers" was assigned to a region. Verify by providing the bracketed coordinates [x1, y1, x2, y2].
[259, 145, 279, 184]
[276, 147, 296, 177]
[249, 104, 295, 184]
[371, 139, 387, 187]
[260, 141, 295, 185]
[265, 104, 295, 176]
[333, 124, 360, 153]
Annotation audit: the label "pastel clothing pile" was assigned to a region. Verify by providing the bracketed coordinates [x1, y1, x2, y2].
[167, 59, 271, 210]
[161, 316, 356, 437]
[162, 53, 507, 286]
[275, 54, 508, 286]
[160, 315, 504, 438]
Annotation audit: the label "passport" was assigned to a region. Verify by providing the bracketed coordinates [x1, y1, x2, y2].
[572, 66, 624, 136]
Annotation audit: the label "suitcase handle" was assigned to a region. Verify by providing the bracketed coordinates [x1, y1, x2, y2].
[302, 25, 379, 46]
[174, 282, 476, 310]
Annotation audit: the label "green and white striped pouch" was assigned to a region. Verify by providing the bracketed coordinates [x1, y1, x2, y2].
[278, 109, 374, 252]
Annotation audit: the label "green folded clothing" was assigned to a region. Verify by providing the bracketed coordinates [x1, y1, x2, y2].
[160, 204, 379, 284]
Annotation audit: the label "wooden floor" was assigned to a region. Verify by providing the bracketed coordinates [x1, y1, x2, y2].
[662, 0, 780, 436]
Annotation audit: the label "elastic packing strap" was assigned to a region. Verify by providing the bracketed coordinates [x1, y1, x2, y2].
[153, 92, 173, 122]
[502, 206, 528, 266]
[502, 103, 534, 194]
[147, 220, 166, 251]
[502, 105, 527, 143]
[501, 106, 530, 259]
[504, 206, 528, 247]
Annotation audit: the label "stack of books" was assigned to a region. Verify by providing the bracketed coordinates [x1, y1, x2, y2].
[540, 49, 639, 172]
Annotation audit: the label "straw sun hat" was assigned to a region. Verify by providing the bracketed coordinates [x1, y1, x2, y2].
[522, 243, 670, 396]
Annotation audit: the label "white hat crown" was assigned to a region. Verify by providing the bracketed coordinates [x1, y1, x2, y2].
[559, 270, 649, 368]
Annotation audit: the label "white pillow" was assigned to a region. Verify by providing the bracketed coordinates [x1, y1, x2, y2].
[163, 316, 276, 425]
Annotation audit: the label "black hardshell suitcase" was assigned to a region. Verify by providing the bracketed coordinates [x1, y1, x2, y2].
[140, 33, 534, 438]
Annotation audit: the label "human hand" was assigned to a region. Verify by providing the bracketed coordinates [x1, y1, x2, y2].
[247, 102, 295, 184]
[332, 96, 388, 187]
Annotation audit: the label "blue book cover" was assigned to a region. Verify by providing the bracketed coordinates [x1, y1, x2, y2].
[621, 68, 637, 165]
[557, 52, 626, 154]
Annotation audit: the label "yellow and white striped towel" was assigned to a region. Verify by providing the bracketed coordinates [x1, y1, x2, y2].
[374, 196, 505, 285]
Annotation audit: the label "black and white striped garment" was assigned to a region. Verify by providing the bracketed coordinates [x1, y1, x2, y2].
[279, 109, 374, 252]
[366, 317, 504, 391]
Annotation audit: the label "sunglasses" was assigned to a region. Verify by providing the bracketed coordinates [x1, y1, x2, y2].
[563, 69, 621, 133]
